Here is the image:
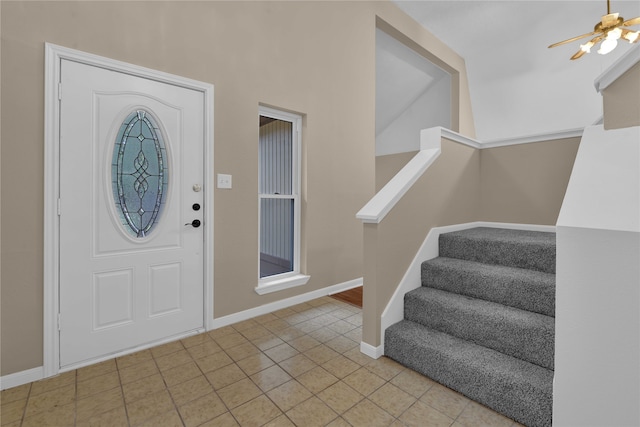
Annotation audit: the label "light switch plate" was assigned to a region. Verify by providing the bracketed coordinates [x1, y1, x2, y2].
[217, 173, 232, 189]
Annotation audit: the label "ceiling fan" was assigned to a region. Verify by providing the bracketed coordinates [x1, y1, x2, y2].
[548, 0, 640, 60]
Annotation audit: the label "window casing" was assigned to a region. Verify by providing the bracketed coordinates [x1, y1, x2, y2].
[256, 106, 308, 294]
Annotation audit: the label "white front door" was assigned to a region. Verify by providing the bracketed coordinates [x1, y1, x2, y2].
[58, 59, 205, 368]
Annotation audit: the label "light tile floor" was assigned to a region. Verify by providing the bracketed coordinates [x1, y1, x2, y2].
[1, 297, 525, 427]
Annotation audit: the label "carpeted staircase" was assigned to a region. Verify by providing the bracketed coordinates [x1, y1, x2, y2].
[385, 227, 555, 427]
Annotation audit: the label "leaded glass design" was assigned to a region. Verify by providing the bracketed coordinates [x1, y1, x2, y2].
[112, 110, 168, 238]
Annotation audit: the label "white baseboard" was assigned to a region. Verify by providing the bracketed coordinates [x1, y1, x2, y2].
[328, 279, 363, 294]
[379, 221, 556, 346]
[210, 277, 363, 330]
[1, 277, 363, 390]
[476, 221, 556, 233]
[360, 341, 384, 359]
[0, 366, 44, 390]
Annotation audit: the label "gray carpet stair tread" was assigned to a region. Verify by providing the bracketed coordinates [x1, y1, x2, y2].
[439, 227, 556, 273]
[386, 227, 555, 426]
[385, 320, 552, 427]
[422, 256, 555, 317]
[405, 287, 554, 369]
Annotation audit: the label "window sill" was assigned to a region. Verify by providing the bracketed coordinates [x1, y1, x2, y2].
[255, 274, 311, 295]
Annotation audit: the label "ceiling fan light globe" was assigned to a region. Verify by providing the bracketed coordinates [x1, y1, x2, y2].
[624, 31, 639, 43]
[580, 42, 594, 53]
[598, 37, 618, 54]
[607, 27, 623, 40]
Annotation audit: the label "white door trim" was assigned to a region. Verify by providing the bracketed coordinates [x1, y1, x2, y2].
[44, 43, 214, 377]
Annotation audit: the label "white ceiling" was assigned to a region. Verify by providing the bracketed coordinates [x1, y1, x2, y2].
[392, 0, 640, 141]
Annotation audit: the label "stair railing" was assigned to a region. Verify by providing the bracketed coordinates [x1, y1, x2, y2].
[356, 126, 481, 358]
[357, 127, 480, 223]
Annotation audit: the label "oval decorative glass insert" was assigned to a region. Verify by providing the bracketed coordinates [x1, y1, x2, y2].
[112, 110, 168, 238]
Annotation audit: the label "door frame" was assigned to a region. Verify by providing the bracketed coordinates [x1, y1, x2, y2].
[44, 43, 214, 377]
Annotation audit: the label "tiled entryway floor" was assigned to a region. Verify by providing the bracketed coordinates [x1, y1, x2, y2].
[1, 296, 524, 427]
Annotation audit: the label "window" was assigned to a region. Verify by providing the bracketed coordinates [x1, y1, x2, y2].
[256, 106, 308, 294]
[112, 110, 168, 238]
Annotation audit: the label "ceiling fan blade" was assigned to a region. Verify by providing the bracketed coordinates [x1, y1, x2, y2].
[570, 49, 588, 60]
[623, 16, 640, 27]
[548, 31, 599, 48]
[570, 35, 604, 59]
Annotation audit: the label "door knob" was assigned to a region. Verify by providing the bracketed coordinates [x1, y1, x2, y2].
[185, 219, 201, 228]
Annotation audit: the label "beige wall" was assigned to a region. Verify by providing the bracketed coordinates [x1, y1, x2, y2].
[480, 138, 581, 226]
[374, 138, 580, 230]
[362, 137, 580, 346]
[375, 151, 418, 192]
[363, 139, 481, 345]
[0, 1, 475, 376]
[602, 62, 640, 130]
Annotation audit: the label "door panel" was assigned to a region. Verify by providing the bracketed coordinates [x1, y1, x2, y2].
[149, 263, 182, 317]
[92, 269, 134, 330]
[59, 59, 204, 368]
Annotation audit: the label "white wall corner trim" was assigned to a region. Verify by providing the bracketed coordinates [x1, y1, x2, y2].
[594, 44, 640, 93]
[379, 221, 556, 347]
[212, 277, 363, 330]
[43, 43, 215, 378]
[360, 341, 384, 359]
[0, 367, 44, 391]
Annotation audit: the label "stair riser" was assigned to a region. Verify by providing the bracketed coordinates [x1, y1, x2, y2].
[405, 290, 554, 369]
[385, 323, 552, 427]
[422, 259, 556, 317]
[386, 227, 557, 425]
[439, 234, 556, 274]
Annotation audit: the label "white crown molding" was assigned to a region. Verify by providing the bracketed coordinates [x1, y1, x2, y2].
[481, 127, 585, 149]
[438, 126, 482, 148]
[594, 44, 640, 93]
[379, 126, 585, 154]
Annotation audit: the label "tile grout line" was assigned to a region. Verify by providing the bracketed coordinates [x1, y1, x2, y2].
[114, 359, 132, 427]
[149, 344, 183, 427]
[19, 381, 33, 427]
[231, 321, 295, 425]
[73, 370, 78, 427]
